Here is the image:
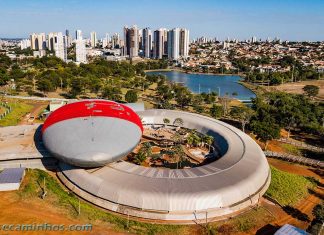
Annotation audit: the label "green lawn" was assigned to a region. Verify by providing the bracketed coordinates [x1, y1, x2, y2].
[19, 169, 185, 235]
[280, 143, 301, 156]
[266, 166, 316, 206]
[0, 102, 33, 127]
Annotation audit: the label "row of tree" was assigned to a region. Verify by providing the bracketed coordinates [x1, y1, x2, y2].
[227, 92, 323, 149]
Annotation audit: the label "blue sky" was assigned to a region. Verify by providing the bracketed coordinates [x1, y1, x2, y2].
[0, 0, 323, 41]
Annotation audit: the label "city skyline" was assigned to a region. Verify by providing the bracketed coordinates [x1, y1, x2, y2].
[0, 0, 323, 41]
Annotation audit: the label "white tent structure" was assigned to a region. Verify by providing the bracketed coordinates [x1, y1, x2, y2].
[57, 109, 270, 222]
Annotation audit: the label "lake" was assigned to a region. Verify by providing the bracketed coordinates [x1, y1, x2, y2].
[146, 71, 256, 101]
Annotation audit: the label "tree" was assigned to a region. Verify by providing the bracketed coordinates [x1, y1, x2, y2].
[203, 135, 214, 151]
[69, 77, 83, 98]
[140, 142, 152, 158]
[37, 79, 54, 94]
[313, 202, 324, 222]
[174, 86, 192, 108]
[251, 120, 280, 150]
[102, 85, 122, 101]
[173, 118, 184, 127]
[125, 90, 138, 103]
[303, 85, 319, 99]
[134, 152, 147, 165]
[163, 118, 170, 126]
[186, 131, 201, 147]
[230, 106, 255, 132]
[210, 104, 223, 118]
[171, 132, 182, 144]
[0, 68, 9, 86]
[171, 144, 186, 169]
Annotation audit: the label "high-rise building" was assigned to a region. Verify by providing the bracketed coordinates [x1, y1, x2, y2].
[179, 28, 190, 58]
[102, 33, 110, 48]
[143, 28, 152, 58]
[47, 32, 57, 51]
[46, 32, 67, 61]
[76, 30, 82, 40]
[153, 28, 167, 59]
[65, 29, 72, 47]
[53, 32, 67, 62]
[76, 39, 87, 63]
[138, 29, 143, 51]
[90, 31, 97, 48]
[111, 33, 120, 48]
[123, 25, 139, 58]
[20, 39, 31, 50]
[30, 33, 46, 50]
[167, 28, 180, 60]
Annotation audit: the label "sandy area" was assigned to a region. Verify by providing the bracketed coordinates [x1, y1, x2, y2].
[268, 80, 324, 100]
[0, 191, 126, 235]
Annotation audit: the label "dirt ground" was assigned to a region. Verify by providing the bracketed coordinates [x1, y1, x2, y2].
[266, 80, 324, 100]
[18, 102, 48, 125]
[0, 191, 127, 235]
[254, 158, 323, 235]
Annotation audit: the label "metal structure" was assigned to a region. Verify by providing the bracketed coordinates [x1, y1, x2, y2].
[42, 100, 143, 167]
[57, 109, 271, 222]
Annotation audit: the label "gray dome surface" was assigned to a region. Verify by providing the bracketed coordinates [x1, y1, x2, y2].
[43, 117, 142, 167]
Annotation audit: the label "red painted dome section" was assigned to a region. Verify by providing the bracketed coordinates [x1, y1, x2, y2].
[42, 100, 143, 133]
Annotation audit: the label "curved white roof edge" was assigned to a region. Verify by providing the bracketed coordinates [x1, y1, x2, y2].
[58, 109, 270, 221]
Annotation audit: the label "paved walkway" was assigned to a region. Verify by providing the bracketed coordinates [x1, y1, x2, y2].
[2, 94, 77, 102]
[278, 138, 324, 153]
[264, 150, 324, 168]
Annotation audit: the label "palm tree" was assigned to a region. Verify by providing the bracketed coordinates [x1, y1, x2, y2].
[186, 134, 194, 148]
[141, 142, 152, 157]
[171, 132, 182, 144]
[203, 135, 214, 152]
[172, 145, 186, 169]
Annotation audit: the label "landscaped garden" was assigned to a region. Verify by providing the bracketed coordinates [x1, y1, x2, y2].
[125, 118, 217, 169]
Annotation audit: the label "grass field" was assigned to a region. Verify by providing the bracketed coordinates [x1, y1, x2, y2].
[19, 169, 186, 235]
[280, 143, 301, 155]
[0, 102, 33, 127]
[266, 166, 316, 206]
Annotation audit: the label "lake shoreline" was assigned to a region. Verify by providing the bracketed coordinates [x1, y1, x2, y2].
[146, 70, 256, 101]
[144, 68, 246, 77]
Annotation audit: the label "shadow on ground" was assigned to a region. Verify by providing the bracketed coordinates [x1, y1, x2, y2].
[255, 224, 280, 235]
[282, 206, 310, 222]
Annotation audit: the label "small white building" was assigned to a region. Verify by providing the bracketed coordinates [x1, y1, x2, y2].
[49, 101, 67, 112]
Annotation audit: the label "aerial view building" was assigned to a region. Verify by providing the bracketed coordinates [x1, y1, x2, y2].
[40, 100, 271, 221]
[0, 1, 322, 233]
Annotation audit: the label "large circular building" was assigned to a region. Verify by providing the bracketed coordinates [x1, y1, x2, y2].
[42, 100, 143, 167]
[44, 102, 270, 223]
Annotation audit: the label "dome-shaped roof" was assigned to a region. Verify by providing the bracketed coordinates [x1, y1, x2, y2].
[42, 100, 143, 167]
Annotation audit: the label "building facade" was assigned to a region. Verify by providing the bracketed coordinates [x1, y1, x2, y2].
[30, 33, 46, 50]
[179, 28, 190, 58]
[167, 28, 180, 60]
[143, 28, 152, 58]
[123, 25, 139, 58]
[90, 31, 97, 48]
[76, 34, 87, 64]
